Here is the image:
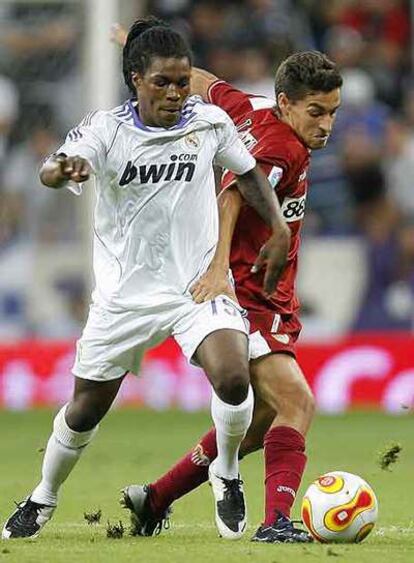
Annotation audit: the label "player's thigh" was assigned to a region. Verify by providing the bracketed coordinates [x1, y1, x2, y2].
[174, 295, 250, 390]
[74, 301, 174, 381]
[250, 352, 314, 417]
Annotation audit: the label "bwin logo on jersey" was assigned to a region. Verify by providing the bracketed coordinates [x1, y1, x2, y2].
[120, 155, 196, 186]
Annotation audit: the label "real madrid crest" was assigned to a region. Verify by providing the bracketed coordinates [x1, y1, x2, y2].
[184, 132, 200, 151]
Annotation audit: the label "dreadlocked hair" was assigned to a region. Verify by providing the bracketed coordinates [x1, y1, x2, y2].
[123, 16, 193, 96]
[274, 51, 342, 102]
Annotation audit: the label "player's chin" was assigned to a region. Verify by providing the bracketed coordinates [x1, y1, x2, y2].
[158, 109, 181, 127]
[309, 136, 329, 150]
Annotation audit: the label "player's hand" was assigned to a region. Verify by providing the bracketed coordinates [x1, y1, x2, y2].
[190, 266, 238, 304]
[42, 155, 91, 187]
[110, 23, 127, 47]
[251, 230, 290, 298]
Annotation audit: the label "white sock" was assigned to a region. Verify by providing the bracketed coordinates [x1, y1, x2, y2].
[211, 385, 254, 480]
[31, 404, 98, 506]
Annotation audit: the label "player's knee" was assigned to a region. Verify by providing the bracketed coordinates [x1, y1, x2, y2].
[65, 399, 105, 432]
[214, 370, 250, 405]
[285, 382, 315, 420]
[304, 388, 316, 418]
[295, 384, 315, 419]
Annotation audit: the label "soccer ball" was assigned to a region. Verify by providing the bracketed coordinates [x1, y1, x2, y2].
[301, 471, 378, 543]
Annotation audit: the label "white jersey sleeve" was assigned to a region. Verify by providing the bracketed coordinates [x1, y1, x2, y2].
[58, 110, 109, 174]
[213, 108, 256, 175]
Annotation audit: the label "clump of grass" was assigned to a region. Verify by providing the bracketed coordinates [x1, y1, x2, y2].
[378, 443, 402, 471]
[84, 509, 102, 525]
[106, 520, 124, 539]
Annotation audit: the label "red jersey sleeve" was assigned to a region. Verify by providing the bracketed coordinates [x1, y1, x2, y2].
[221, 161, 284, 191]
[207, 80, 253, 123]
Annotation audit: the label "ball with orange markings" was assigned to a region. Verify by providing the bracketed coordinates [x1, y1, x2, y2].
[301, 471, 378, 543]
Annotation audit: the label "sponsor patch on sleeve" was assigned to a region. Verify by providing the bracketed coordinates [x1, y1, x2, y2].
[268, 166, 283, 188]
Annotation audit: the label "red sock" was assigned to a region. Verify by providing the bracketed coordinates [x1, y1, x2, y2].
[263, 425, 307, 525]
[149, 428, 217, 516]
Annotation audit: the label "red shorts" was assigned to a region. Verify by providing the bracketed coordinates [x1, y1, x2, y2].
[247, 309, 301, 360]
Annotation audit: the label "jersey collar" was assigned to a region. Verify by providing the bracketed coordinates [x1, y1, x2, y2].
[128, 99, 191, 132]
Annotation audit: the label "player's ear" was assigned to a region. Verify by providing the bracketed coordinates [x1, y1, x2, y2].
[131, 72, 142, 89]
[277, 92, 290, 114]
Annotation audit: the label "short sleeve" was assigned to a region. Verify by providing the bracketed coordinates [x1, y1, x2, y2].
[58, 111, 108, 174]
[222, 161, 284, 191]
[207, 81, 253, 122]
[213, 110, 256, 175]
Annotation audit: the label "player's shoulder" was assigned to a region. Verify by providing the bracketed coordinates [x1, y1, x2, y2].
[258, 115, 309, 167]
[106, 101, 135, 126]
[247, 95, 276, 113]
[78, 102, 137, 142]
[187, 94, 233, 126]
[74, 107, 124, 136]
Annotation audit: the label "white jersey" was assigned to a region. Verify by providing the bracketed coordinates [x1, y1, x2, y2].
[59, 96, 255, 310]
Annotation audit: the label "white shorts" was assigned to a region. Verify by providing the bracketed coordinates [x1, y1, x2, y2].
[72, 295, 249, 381]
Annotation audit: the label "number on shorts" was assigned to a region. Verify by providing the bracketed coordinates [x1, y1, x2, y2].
[210, 297, 238, 317]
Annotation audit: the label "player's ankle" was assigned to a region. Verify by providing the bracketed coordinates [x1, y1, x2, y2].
[30, 487, 57, 507]
[147, 485, 167, 518]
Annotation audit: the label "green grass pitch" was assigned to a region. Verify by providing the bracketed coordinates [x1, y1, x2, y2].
[0, 409, 413, 562]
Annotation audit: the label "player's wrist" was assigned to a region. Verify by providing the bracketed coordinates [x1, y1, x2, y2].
[271, 222, 291, 242]
[209, 258, 229, 273]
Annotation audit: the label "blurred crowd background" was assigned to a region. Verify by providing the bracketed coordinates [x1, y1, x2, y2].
[0, 0, 413, 341]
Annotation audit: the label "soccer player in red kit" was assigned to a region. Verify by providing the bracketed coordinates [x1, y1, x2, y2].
[112, 25, 342, 543]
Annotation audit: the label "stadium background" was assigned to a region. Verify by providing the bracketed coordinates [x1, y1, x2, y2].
[0, 0, 413, 414]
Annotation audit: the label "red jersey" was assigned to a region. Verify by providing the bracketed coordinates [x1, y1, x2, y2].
[208, 80, 310, 333]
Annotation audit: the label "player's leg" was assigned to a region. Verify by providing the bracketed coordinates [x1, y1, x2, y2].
[2, 375, 124, 539]
[122, 356, 313, 541]
[32, 375, 125, 504]
[147, 352, 313, 543]
[194, 327, 254, 539]
[122, 388, 271, 538]
[251, 353, 314, 519]
[194, 328, 253, 476]
[121, 296, 254, 539]
[250, 352, 314, 543]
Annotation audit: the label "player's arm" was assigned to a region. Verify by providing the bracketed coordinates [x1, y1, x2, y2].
[39, 154, 91, 189]
[216, 112, 290, 296]
[235, 165, 291, 296]
[191, 187, 242, 303]
[191, 67, 219, 101]
[41, 111, 107, 190]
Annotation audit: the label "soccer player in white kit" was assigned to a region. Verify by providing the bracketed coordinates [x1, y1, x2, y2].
[2, 18, 289, 541]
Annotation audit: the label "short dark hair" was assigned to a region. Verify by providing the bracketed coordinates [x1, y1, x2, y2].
[274, 51, 342, 102]
[123, 16, 193, 96]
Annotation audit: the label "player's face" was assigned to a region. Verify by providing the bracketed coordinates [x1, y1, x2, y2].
[279, 89, 341, 150]
[132, 56, 191, 128]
